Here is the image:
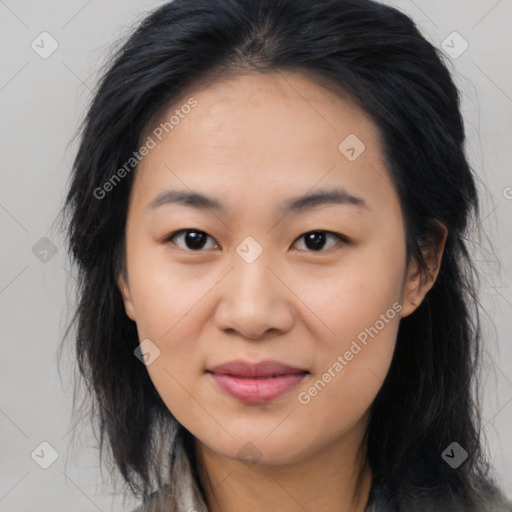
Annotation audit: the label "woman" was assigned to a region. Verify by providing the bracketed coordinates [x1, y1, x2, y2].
[61, 0, 512, 510]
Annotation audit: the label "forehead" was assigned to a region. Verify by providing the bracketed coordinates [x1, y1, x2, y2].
[132, 70, 397, 217]
[173, 70, 377, 147]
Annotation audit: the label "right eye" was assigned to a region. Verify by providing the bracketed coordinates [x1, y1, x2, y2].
[165, 229, 220, 251]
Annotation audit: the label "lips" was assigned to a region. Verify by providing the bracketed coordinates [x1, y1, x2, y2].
[207, 359, 309, 403]
[207, 359, 308, 378]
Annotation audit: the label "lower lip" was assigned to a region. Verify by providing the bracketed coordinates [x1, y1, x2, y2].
[209, 372, 308, 403]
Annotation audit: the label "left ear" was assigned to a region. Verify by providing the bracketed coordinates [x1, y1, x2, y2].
[117, 271, 136, 321]
[400, 219, 448, 318]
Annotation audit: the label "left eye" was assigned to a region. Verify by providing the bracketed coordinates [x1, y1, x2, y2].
[166, 230, 220, 251]
[292, 231, 346, 252]
[165, 229, 346, 252]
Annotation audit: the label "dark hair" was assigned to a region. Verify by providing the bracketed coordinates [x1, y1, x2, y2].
[60, 0, 510, 510]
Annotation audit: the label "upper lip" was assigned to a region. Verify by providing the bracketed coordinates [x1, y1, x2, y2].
[208, 359, 308, 377]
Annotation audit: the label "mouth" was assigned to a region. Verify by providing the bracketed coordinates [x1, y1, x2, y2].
[208, 373, 307, 378]
[206, 359, 310, 403]
[207, 359, 309, 378]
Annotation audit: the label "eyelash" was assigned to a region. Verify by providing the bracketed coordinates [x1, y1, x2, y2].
[164, 229, 349, 253]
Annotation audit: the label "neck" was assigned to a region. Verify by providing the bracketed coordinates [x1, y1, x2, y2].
[194, 415, 372, 512]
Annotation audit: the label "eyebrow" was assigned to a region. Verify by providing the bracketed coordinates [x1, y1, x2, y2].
[147, 187, 369, 215]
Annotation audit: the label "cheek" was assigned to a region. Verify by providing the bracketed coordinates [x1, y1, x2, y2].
[294, 237, 405, 347]
[125, 248, 213, 390]
[293, 236, 405, 400]
[294, 288, 401, 446]
[126, 241, 207, 342]
[128, 263, 209, 424]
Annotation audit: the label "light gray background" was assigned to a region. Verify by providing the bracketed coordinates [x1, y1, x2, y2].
[1, 0, 511, 510]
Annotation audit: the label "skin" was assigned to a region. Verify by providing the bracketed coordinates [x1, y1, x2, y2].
[118, 70, 447, 512]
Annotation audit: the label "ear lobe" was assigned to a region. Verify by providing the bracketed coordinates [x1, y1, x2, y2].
[401, 220, 448, 318]
[117, 273, 136, 321]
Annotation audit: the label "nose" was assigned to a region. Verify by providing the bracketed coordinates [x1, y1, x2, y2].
[214, 253, 294, 341]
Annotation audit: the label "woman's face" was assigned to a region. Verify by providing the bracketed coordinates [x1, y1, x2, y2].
[118, 71, 430, 466]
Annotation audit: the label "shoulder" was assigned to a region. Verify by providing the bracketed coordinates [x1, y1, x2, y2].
[129, 488, 170, 512]
[365, 477, 512, 511]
